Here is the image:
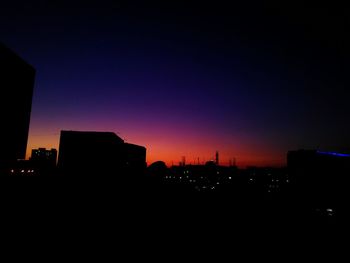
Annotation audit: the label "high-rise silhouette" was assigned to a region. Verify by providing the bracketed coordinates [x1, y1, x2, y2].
[0, 43, 35, 172]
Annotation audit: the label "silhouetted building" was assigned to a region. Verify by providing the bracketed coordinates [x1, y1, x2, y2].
[0, 43, 35, 171]
[181, 156, 186, 167]
[287, 149, 350, 207]
[57, 130, 146, 176]
[30, 148, 57, 167]
[3, 148, 58, 176]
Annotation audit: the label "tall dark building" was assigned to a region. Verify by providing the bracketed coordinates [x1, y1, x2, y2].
[57, 130, 146, 177]
[0, 43, 35, 170]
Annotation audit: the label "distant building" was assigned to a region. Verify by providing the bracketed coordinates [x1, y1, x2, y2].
[287, 149, 350, 206]
[30, 148, 57, 167]
[0, 43, 35, 171]
[3, 148, 58, 176]
[57, 130, 146, 176]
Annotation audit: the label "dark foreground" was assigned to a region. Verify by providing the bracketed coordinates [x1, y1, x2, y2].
[0, 174, 341, 230]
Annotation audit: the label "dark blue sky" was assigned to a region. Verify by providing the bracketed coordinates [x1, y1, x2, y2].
[1, 1, 348, 166]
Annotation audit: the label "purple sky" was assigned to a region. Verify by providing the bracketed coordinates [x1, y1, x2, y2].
[1, 1, 348, 166]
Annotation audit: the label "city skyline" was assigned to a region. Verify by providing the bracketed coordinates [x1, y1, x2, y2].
[1, 2, 348, 167]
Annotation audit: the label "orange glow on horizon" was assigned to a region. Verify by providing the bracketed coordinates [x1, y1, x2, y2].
[26, 132, 286, 168]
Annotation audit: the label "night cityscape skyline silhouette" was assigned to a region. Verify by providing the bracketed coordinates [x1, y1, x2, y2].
[1, 2, 348, 168]
[1, 2, 349, 232]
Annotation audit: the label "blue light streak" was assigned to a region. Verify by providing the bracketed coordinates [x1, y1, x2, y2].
[316, 151, 350, 158]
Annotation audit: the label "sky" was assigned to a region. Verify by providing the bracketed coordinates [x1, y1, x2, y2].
[1, 1, 349, 167]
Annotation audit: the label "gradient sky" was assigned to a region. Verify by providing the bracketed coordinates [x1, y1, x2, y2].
[1, 1, 348, 167]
